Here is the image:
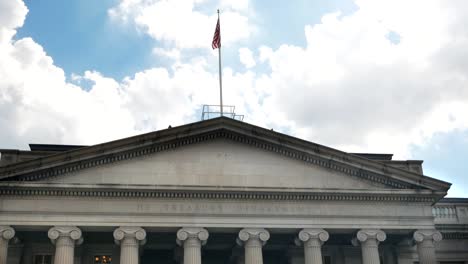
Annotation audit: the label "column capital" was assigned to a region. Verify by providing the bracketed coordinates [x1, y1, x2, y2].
[237, 228, 270, 246]
[413, 229, 442, 244]
[176, 227, 209, 246]
[113, 226, 146, 246]
[0, 226, 15, 240]
[297, 229, 329, 245]
[352, 229, 386, 247]
[357, 229, 386, 243]
[48, 226, 82, 245]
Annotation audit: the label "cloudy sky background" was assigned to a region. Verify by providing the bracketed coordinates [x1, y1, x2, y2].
[0, 0, 467, 196]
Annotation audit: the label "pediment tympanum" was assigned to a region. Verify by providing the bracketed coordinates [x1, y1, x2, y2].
[39, 139, 385, 190]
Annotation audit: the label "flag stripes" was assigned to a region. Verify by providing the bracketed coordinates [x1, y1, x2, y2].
[212, 18, 221, 49]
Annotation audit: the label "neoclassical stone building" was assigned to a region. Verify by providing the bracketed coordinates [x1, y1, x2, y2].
[0, 117, 467, 264]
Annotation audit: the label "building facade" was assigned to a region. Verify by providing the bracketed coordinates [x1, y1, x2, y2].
[0, 117, 467, 264]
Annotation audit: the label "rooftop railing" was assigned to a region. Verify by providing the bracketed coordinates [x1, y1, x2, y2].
[201, 105, 244, 121]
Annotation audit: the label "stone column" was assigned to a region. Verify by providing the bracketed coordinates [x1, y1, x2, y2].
[352, 229, 386, 264]
[48, 226, 83, 264]
[114, 227, 147, 264]
[237, 229, 270, 264]
[296, 229, 329, 264]
[0, 226, 15, 264]
[413, 229, 442, 264]
[176, 228, 209, 264]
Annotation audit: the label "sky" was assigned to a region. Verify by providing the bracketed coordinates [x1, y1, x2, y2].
[0, 0, 467, 197]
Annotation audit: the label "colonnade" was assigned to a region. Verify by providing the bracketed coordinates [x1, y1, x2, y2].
[0, 225, 443, 264]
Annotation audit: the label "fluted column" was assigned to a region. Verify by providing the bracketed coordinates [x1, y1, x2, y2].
[0, 226, 15, 264]
[48, 226, 82, 264]
[176, 227, 209, 264]
[296, 229, 329, 264]
[114, 227, 146, 264]
[352, 229, 386, 264]
[237, 229, 270, 264]
[413, 229, 442, 264]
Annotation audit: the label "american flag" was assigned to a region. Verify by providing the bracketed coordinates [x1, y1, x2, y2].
[212, 18, 221, 49]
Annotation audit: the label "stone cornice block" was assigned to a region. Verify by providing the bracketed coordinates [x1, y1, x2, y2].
[113, 226, 147, 246]
[413, 229, 442, 243]
[0, 226, 15, 240]
[176, 227, 209, 246]
[48, 226, 83, 245]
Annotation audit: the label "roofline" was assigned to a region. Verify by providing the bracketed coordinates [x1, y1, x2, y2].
[0, 117, 452, 192]
[29, 144, 87, 152]
[437, 197, 468, 203]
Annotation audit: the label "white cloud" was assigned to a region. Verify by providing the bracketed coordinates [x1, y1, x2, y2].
[220, 0, 249, 12]
[152, 47, 181, 60]
[238, 47, 255, 68]
[109, 0, 254, 49]
[0, 0, 28, 45]
[0, 0, 220, 148]
[249, 0, 468, 159]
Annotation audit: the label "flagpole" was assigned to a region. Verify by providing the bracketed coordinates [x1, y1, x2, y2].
[217, 9, 223, 117]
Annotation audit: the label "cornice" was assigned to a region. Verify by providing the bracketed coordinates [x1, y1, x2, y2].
[0, 183, 440, 203]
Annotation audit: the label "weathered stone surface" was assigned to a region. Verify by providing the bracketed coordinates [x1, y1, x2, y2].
[40, 140, 386, 190]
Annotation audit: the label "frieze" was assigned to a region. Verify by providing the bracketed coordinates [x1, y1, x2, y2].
[6, 130, 414, 189]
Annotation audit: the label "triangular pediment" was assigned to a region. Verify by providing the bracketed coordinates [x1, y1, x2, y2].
[0, 117, 451, 194]
[37, 139, 387, 189]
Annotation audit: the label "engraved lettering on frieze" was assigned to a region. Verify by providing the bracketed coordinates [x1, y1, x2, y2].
[155, 201, 313, 215]
[137, 204, 150, 212]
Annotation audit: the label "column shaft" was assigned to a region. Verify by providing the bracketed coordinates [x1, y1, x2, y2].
[0, 238, 8, 264]
[120, 237, 140, 264]
[53, 236, 75, 264]
[361, 240, 380, 264]
[183, 238, 201, 264]
[304, 240, 323, 264]
[245, 239, 263, 264]
[416, 240, 437, 264]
